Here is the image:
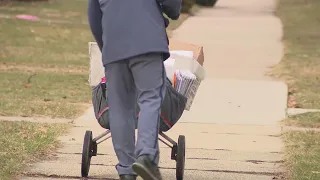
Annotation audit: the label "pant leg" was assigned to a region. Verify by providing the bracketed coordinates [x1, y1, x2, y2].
[104, 60, 137, 175]
[128, 53, 166, 165]
[87, 0, 103, 51]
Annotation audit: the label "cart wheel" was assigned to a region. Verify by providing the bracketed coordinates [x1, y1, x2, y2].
[176, 135, 185, 180]
[81, 131, 93, 177]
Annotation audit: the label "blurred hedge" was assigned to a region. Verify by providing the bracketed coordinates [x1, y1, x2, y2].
[182, 0, 196, 13]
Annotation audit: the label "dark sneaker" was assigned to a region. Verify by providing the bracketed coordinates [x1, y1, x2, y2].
[132, 155, 162, 180]
[119, 175, 137, 180]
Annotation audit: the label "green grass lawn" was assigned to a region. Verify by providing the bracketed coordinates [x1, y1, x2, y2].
[285, 112, 320, 128]
[0, 0, 93, 118]
[0, 0, 189, 118]
[283, 131, 320, 180]
[273, 0, 320, 109]
[0, 1, 91, 69]
[0, 121, 69, 180]
[275, 0, 320, 179]
[0, 71, 90, 118]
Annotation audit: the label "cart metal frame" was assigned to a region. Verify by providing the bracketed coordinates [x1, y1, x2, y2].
[81, 130, 186, 180]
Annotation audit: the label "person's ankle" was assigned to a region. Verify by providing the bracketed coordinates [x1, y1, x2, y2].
[119, 174, 137, 180]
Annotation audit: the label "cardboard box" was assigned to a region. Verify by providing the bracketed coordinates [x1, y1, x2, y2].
[164, 53, 205, 82]
[169, 39, 204, 66]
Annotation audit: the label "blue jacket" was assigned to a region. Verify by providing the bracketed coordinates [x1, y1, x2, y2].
[88, 0, 182, 65]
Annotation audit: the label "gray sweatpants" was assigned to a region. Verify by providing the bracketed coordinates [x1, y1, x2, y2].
[105, 53, 166, 175]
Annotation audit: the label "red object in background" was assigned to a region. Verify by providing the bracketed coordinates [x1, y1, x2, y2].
[101, 77, 107, 83]
[16, 14, 40, 21]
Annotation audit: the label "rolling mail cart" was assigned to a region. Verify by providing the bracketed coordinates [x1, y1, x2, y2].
[81, 40, 205, 180]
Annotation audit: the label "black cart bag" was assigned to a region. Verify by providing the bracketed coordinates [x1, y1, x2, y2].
[91, 78, 187, 132]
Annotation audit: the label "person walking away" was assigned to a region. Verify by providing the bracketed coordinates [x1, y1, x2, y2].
[87, 0, 182, 179]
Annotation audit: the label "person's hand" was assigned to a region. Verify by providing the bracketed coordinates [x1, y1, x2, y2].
[157, 0, 181, 20]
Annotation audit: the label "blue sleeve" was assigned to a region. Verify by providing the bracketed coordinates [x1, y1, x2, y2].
[87, 0, 103, 52]
[159, 0, 182, 20]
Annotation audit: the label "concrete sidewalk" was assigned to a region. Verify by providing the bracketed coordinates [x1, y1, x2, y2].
[21, 108, 284, 180]
[21, 0, 287, 179]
